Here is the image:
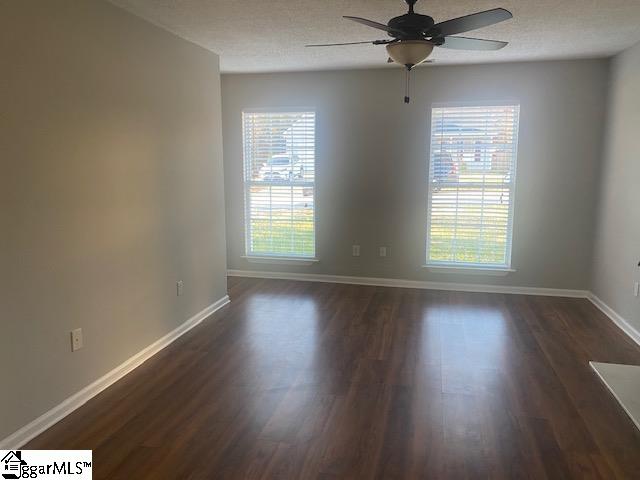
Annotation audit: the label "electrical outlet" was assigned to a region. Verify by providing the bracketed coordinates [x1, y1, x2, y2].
[634, 282, 639, 297]
[352, 245, 360, 257]
[379, 246, 387, 257]
[177, 280, 184, 296]
[70, 328, 83, 352]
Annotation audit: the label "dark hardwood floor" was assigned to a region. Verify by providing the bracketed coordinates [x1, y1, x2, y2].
[27, 277, 640, 479]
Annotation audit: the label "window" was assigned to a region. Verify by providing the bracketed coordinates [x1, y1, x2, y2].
[426, 104, 520, 269]
[242, 110, 316, 259]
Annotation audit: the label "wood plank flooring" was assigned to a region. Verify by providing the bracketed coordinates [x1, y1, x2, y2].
[27, 277, 640, 479]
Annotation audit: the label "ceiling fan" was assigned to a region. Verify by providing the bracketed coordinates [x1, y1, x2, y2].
[306, 0, 513, 103]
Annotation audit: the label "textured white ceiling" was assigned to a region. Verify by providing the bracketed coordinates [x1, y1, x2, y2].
[110, 0, 640, 73]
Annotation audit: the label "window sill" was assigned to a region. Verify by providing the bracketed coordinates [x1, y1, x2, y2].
[423, 265, 516, 276]
[242, 255, 319, 266]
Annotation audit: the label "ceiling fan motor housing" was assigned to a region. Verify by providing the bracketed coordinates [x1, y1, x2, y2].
[388, 13, 435, 39]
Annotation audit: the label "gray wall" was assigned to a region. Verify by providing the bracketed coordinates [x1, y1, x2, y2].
[592, 42, 640, 330]
[0, 0, 227, 440]
[222, 60, 609, 289]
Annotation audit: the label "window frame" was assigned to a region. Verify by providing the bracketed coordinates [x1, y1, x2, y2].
[424, 101, 520, 271]
[241, 107, 318, 262]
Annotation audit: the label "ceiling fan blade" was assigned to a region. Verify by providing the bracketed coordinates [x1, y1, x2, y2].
[438, 36, 508, 51]
[306, 40, 390, 47]
[430, 8, 512, 37]
[343, 16, 404, 35]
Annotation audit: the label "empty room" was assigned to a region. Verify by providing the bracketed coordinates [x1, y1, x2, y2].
[2, 0, 640, 478]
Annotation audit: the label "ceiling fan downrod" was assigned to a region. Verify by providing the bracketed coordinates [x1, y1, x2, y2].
[405, 0, 417, 14]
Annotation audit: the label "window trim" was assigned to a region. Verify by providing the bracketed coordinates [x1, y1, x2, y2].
[242, 255, 319, 266]
[422, 265, 516, 276]
[242, 107, 318, 260]
[424, 101, 520, 270]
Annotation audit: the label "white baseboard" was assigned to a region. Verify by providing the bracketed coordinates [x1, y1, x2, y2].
[0, 295, 230, 450]
[229, 269, 640, 346]
[588, 293, 640, 347]
[4, 280, 633, 449]
[227, 269, 589, 298]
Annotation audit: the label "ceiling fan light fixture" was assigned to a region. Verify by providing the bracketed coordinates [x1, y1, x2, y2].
[386, 40, 433, 67]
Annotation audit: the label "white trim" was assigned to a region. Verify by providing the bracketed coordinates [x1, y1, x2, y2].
[242, 106, 316, 113]
[242, 255, 319, 265]
[432, 100, 521, 108]
[423, 265, 516, 276]
[227, 270, 588, 298]
[0, 295, 230, 450]
[228, 270, 640, 346]
[587, 293, 640, 347]
[228, 269, 640, 347]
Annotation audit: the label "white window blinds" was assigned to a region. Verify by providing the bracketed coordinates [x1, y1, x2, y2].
[243, 110, 316, 258]
[426, 104, 520, 268]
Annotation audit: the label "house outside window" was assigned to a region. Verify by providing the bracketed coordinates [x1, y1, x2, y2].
[242, 109, 316, 259]
[426, 103, 520, 269]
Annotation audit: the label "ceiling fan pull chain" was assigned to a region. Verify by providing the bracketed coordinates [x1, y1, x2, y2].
[404, 67, 411, 104]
